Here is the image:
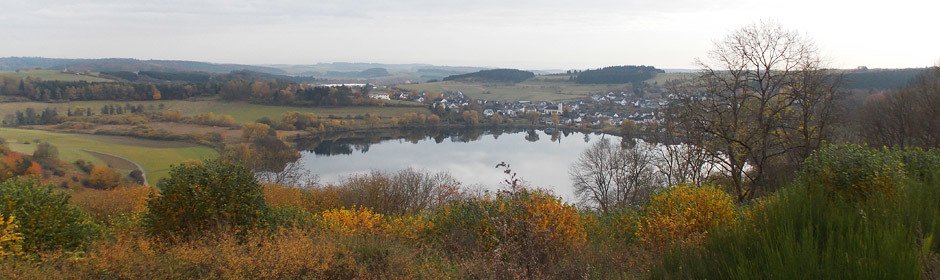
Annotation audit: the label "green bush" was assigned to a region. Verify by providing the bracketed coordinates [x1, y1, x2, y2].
[0, 178, 98, 253]
[143, 159, 268, 239]
[800, 144, 906, 202]
[651, 145, 940, 279]
[896, 147, 940, 183]
[266, 205, 315, 229]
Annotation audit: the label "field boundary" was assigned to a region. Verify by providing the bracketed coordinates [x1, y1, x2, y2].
[81, 149, 149, 186]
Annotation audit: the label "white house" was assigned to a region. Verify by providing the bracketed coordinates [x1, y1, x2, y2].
[369, 93, 391, 100]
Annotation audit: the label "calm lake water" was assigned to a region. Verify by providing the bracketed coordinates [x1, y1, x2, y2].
[292, 128, 623, 201]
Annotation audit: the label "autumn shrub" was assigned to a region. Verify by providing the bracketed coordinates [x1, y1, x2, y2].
[318, 207, 384, 236]
[636, 184, 736, 249]
[0, 153, 42, 180]
[188, 112, 237, 127]
[143, 159, 268, 239]
[801, 144, 906, 202]
[0, 178, 98, 253]
[156, 110, 184, 122]
[55, 121, 96, 130]
[263, 183, 307, 208]
[241, 122, 272, 141]
[81, 114, 149, 125]
[280, 111, 318, 130]
[429, 188, 587, 277]
[87, 165, 123, 189]
[70, 186, 153, 224]
[0, 214, 24, 259]
[383, 215, 433, 240]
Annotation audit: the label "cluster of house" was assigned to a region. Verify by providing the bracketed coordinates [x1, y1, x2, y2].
[370, 88, 669, 128]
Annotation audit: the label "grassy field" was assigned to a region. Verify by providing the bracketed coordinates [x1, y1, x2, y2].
[0, 99, 432, 124]
[0, 128, 217, 183]
[0, 69, 113, 82]
[396, 73, 696, 101]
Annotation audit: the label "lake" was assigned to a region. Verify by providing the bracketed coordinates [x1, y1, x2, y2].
[291, 127, 623, 201]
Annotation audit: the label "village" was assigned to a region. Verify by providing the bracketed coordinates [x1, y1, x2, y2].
[368, 85, 669, 129]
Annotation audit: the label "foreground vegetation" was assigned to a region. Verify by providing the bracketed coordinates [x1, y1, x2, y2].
[0, 145, 936, 279]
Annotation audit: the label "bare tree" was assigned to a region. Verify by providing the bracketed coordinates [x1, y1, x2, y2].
[674, 21, 839, 201]
[341, 168, 464, 215]
[649, 92, 718, 187]
[257, 161, 319, 188]
[569, 138, 659, 213]
[861, 67, 940, 148]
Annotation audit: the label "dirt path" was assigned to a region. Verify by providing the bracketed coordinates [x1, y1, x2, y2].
[81, 149, 149, 186]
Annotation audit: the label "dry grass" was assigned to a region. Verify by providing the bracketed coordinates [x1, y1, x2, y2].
[70, 186, 154, 224]
[1, 230, 456, 280]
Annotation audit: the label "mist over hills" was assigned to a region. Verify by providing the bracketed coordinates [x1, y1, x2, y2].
[0, 57, 288, 75]
[0, 57, 930, 89]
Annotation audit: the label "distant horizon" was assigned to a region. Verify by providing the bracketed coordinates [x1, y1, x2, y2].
[1, 56, 933, 72]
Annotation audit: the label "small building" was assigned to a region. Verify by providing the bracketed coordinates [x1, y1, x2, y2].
[544, 103, 563, 115]
[369, 93, 391, 100]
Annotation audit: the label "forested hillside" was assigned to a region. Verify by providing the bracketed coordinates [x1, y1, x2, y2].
[575, 65, 664, 84]
[443, 69, 535, 83]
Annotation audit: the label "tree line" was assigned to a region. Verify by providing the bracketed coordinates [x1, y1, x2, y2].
[0, 71, 376, 107]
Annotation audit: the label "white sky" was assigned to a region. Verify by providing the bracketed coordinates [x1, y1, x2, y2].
[1, 0, 937, 69]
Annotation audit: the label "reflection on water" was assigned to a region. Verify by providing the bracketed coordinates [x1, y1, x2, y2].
[292, 127, 621, 201]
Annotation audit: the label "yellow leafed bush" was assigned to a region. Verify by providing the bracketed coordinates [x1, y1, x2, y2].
[318, 207, 384, 235]
[0, 214, 24, 259]
[636, 184, 736, 249]
[518, 191, 588, 247]
[383, 215, 432, 240]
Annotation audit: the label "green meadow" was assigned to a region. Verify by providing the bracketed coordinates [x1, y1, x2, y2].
[0, 127, 217, 183]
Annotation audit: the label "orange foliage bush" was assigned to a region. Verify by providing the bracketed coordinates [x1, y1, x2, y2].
[0, 153, 35, 180]
[636, 184, 736, 249]
[24, 162, 41, 177]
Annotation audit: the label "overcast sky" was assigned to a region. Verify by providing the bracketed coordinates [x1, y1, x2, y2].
[1, 0, 937, 69]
